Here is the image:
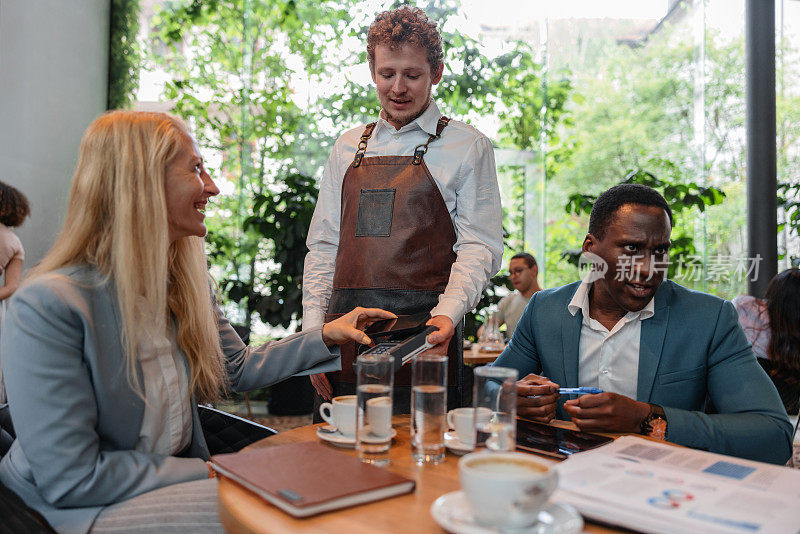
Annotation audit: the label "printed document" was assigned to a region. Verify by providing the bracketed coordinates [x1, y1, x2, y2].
[553, 436, 800, 534]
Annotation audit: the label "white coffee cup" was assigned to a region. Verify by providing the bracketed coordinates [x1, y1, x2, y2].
[459, 451, 558, 528]
[447, 407, 492, 447]
[319, 395, 357, 437]
[366, 396, 392, 438]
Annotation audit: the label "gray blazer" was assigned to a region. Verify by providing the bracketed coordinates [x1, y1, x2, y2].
[0, 265, 339, 534]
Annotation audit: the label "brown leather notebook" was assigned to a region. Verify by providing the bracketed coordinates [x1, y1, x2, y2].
[210, 441, 415, 517]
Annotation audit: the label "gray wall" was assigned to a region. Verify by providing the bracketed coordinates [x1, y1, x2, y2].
[0, 0, 109, 267]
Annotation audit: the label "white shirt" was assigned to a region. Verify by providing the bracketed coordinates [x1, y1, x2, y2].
[302, 100, 503, 328]
[135, 316, 192, 456]
[731, 295, 770, 360]
[496, 291, 531, 339]
[567, 276, 655, 399]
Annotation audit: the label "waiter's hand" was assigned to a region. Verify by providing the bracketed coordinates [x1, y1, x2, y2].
[564, 392, 650, 433]
[425, 315, 455, 354]
[321, 307, 396, 347]
[310, 373, 333, 400]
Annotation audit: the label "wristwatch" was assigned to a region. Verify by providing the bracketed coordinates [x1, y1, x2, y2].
[640, 404, 668, 440]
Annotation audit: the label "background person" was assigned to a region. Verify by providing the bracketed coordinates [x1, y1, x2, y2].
[302, 6, 503, 414]
[492, 184, 792, 464]
[733, 269, 800, 414]
[0, 180, 30, 405]
[0, 111, 393, 534]
[479, 252, 541, 341]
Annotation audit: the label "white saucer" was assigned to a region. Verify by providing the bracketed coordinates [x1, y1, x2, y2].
[444, 431, 474, 454]
[316, 425, 397, 448]
[430, 491, 583, 534]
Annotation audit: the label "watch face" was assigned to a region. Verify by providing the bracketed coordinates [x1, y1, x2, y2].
[648, 418, 668, 440]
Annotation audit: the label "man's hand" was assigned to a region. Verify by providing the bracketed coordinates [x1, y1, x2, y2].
[425, 315, 455, 354]
[563, 392, 651, 433]
[310, 373, 332, 400]
[321, 307, 396, 347]
[516, 374, 560, 423]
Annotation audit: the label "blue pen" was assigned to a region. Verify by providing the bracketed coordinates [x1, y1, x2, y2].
[558, 387, 603, 395]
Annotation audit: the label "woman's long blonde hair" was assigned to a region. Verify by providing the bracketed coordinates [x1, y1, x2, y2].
[31, 110, 225, 403]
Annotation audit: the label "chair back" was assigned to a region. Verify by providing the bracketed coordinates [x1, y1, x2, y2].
[198, 404, 276, 455]
[0, 403, 14, 458]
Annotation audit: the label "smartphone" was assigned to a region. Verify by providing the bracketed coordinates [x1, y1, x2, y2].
[515, 418, 613, 459]
[364, 311, 432, 338]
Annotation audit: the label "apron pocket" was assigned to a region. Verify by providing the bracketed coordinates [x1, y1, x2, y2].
[356, 188, 395, 237]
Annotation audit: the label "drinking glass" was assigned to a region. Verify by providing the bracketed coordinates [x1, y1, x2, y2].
[356, 352, 394, 466]
[473, 366, 518, 451]
[411, 353, 448, 464]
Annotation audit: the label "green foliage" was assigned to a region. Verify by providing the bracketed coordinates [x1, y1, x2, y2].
[107, 0, 141, 109]
[235, 172, 318, 327]
[543, 21, 756, 298]
[151, 0, 353, 330]
[142, 1, 792, 332]
[779, 181, 800, 245]
[145, 0, 577, 333]
[563, 167, 726, 279]
[777, 37, 800, 266]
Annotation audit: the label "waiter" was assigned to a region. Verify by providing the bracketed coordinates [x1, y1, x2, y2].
[302, 6, 502, 416]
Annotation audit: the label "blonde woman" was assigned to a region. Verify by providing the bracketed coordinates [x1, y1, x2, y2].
[0, 111, 393, 534]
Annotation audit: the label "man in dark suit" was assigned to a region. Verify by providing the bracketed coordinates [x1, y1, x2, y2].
[493, 184, 791, 464]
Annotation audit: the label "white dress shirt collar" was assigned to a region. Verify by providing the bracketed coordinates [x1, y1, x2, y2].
[568, 274, 655, 399]
[376, 99, 441, 137]
[567, 274, 655, 324]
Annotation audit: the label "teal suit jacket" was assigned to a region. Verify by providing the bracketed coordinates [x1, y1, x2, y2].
[493, 280, 792, 464]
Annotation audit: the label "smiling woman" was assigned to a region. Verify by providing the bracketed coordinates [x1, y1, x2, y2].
[164, 134, 220, 243]
[0, 111, 394, 534]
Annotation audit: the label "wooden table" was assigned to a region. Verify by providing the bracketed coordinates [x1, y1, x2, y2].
[463, 347, 503, 365]
[218, 416, 617, 533]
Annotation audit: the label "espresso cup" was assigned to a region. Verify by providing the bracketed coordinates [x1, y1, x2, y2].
[459, 451, 558, 528]
[447, 407, 492, 447]
[319, 395, 357, 437]
[366, 396, 392, 438]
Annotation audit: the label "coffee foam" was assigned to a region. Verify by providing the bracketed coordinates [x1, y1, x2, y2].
[466, 457, 549, 475]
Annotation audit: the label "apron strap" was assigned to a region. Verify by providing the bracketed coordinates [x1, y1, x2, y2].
[352, 122, 377, 168]
[412, 116, 450, 165]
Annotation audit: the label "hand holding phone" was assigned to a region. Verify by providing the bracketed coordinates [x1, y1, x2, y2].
[516, 374, 559, 423]
[363, 311, 431, 339]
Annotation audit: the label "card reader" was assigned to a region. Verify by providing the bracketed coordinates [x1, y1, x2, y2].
[359, 325, 438, 372]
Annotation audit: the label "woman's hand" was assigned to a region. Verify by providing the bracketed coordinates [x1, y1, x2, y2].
[321, 307, 397, 348]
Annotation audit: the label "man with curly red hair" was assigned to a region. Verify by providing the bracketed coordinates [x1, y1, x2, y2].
[303, 6, 502, 415]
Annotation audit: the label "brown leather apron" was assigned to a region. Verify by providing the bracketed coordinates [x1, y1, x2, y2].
[323, 117, 460, 388]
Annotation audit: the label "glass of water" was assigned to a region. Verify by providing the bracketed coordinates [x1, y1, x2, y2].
[411, 353, 448, 465]
[356, 352, 394, 466]
[473, 366, 518, 451]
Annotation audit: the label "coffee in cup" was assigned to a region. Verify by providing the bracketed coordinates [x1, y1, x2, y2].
[447, 407, 492, 447]
[319, 395, 357, 437]
[459, 451, 557, 528]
